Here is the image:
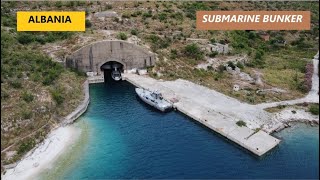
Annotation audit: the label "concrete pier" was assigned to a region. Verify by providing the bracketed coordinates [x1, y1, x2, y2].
[123, 73, 280, 156]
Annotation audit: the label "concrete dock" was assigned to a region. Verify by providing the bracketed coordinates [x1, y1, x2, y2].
[123, 73, 280, 156]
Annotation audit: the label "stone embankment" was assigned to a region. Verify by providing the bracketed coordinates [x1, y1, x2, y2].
[62, 80, 90, 125]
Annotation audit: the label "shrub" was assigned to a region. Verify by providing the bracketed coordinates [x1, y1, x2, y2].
[255, 50, 264, 60]
[21, 110, 32, 119]
[209, 51, 218, 58]
[184, 43, 204, 60]
[22, 91, 34, 103]
[9, 80, 22, 89]
[147, 35, 171, 50]
[122, 12, 130, 19]
[217, 64, 225, 73]
[17, 33, 34, 44]
[236, 62, 244, 69]
[170, 49, 177, 59]
[51, 90, 64, 105]
[35, 36, 46, 44]
[65, 1, 75, 7]
[131, 29, 138, 35]
[171, 12, 184, 21]
[210, 38, 216, 44]
[158, 13, 167, 21]
[17, 139, 35, 155]
[54, 1, 63, 8]
[236, 120, 246, 127]
[142, 11, 152, 18]
[309, 104, 319, 115]
[227, 61, 236, 70]
[85, 19, 92, 28]
[117, 32, 128, 40]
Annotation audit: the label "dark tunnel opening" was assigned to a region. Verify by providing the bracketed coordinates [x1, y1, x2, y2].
[100, 61, 124, 83]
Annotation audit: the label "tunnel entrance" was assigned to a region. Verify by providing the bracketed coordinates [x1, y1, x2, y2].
[100, 61, 124, 83]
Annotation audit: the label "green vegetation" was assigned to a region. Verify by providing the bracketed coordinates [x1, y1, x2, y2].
[146, 35, 171, 51]
[1, 21, 85, 169]
[17, 32, 74, 45]
[51, 89, 64, 105]
[131, 29, 138, 35]
[117, 32, 128, 40]
[309, 104, 319, 115]
[236, 120, 247, 127]
[22, 91, 34, 103]
[183, 43, 204, 60]
[17, 139, 36, 155]
[85, 19, 92, 28]
[254, 128, 261, 133]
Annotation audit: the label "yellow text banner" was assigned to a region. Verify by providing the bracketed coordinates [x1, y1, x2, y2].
[17, 11, 85, 31]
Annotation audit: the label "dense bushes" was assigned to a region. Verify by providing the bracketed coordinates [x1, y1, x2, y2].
[17, 32, 74, 45]
[182, 2, 210, 20]
[183, 43, 204, 60]
[2, 30, 65, 87]
[17, 33, 34, 44]
[291, 37, 313, 49]
[17, 139, 36, 155]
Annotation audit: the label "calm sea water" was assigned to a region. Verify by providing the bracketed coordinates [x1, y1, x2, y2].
[54, 81, 319, 179]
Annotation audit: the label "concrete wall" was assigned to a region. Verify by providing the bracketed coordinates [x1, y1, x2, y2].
[62, 80, 90, 125]
[66, 40, 156, 75]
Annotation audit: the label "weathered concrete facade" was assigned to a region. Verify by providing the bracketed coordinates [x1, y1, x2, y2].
[66, 40, 156, 75]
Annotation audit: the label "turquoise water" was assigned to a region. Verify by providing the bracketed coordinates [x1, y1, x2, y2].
[59, 82, 319, 179]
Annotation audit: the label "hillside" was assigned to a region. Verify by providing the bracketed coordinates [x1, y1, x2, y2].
[1, 4, 86, 171]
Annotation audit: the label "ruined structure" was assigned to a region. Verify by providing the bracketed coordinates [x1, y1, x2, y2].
[66, 40, 156, 75]
[207, 43, 230, 54]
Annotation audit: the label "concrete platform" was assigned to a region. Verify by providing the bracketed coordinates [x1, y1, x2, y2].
[123, 73, 280, 156]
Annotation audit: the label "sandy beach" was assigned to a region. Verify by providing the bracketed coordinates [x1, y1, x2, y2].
[2, 125, 81, 180]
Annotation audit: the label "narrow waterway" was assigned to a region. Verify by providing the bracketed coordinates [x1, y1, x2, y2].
[46, 81, 319, 179]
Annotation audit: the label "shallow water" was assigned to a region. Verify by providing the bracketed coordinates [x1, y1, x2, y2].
[53, 81, 319, 179]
